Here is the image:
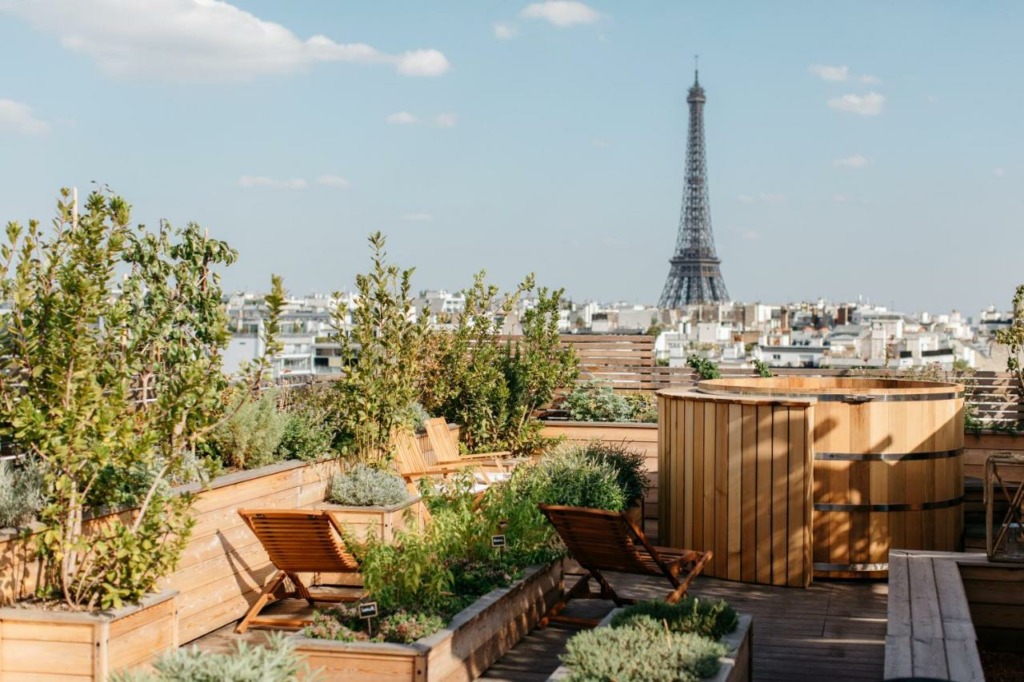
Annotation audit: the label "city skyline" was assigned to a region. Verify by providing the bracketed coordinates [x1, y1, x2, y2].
[1, 1, 1022, 315]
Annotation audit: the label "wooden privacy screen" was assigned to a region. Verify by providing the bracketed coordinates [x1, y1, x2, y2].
[658, 390, 816, 587]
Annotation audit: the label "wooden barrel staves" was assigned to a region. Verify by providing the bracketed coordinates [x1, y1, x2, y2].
[695, 377, 965, 579]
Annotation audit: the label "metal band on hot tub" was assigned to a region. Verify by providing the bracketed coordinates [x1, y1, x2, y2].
[815, 448, 963, 462]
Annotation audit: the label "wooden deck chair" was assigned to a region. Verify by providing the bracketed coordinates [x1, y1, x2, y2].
[393, 429, 480, 484]
[236, 509, 364, 633]
[538, 504, 712, 627]
[423, 418, 514, 484]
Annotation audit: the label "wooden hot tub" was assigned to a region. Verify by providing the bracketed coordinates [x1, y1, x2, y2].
[658, 377, 964, 582]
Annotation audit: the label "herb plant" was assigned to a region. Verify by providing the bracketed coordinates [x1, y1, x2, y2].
[0, 459, 44, 528]
[328, 464, 410, 507]
[610, 597, 739, 640]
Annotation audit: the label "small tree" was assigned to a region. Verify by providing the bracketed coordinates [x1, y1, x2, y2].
[0, 189, 238, 609]
[996, 284, 1024, 395]
[332, 232, 427, 464]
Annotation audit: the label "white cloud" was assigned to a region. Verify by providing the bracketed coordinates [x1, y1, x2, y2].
[238, 176, 307, 190]
[834, 154, 869, 168]
[434, 113, 458, 128]
[402, 212, 434, 222]
[494, 22, 517, 39]
[0, 0, 450, 82]
[994, 167, 1006, 178]
[520, 1, 601, 27]
[387, 111, 418, 125]
[859, 74, 881, 85]
[317, 175, 350, 189]
[808, 64, 849, 82]
[0, 99, 51, 135]
[827, 92, 885, 116]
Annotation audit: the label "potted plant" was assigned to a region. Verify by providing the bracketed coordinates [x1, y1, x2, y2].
[0, 190, 249, 680]
[317, 463, 425, 543]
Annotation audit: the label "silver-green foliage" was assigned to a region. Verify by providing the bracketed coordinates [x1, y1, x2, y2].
[564, 380, 632, 422]
[0, 459, 44, 528]
[562, 619, 727, 682]
[328, 464, 410, 507]
[211, 390, 289, 470]
[610, 597, 739, 640]
[113, 632, 314, 682]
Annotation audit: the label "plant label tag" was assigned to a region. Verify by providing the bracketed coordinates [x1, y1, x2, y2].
[491, 534, 506, 548]
[359, 602, 379, 619]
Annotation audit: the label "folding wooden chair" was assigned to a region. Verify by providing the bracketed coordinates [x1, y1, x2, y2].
[236, 509, 364, 633]
[392, 429, 482, 485]
[538, 504, 712, 627]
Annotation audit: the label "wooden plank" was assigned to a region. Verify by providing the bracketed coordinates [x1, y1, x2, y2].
[886, 552, 911, 637]
[693, 400, 704, 554]
[0, 621, 93, 643]
[714, 402, 728, 577]
[740, 405, 757, 584]
[727, 403, 742, 582]
[787, 407, 807, 587]
[932, 558, 976, 641]
[1, 639, 94, 674]
[702, 403, 716, 567]
[756, 404, 773, 586]
[907, 556, 943, 641]
[771, 406, 788, 586]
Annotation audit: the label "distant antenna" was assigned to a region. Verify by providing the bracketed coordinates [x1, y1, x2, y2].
[694, 54, 699, 83]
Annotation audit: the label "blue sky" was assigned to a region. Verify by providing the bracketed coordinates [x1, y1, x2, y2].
[0, 1, 1021, 317]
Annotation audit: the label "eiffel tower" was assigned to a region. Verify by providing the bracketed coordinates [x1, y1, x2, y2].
[658, 62, 730, 308]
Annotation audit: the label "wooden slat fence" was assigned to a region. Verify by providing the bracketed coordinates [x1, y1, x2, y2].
[558, 335, 1024, 427]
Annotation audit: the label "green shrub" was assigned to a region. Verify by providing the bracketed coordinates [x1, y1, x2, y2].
[304, 604, 447, 644]
[533, 450, 628, 510]
[610, 597, 739, 640]
[113, 631, 313, 682]
[571, 441, 649, 509]
[277, 411, 333, 462]
[0, 459, 44, 528]
[561, 621, 727, 682]
[687, 354, 721, 380]
[419, 272, 578, 456]
[752, 358, 773, 378]
[210, 390, 289, 470]
[328, 464, 410, 507]
[623, 392, 658, 422]
[331, 233, 428, 464]
[564, 380, 631, 422]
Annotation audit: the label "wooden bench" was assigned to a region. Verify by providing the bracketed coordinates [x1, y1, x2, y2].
[885, 550, 987, 681]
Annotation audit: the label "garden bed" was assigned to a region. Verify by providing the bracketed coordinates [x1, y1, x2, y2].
[545, 608, 753, 682]
[292, 561, 563, 682]
[0, 589, 178, 681]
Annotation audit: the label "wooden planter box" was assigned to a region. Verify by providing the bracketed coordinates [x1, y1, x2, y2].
[315, 496, 426, 543]
[0, 589, 178, 681]
[292, 561, 563, 682]
[546, 609, 753, 682]
[540, 421, 659, 519]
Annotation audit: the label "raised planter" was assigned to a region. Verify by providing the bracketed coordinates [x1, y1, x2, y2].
[964, 429, 1024, 480]
[540, 421, 658, 519]
[315, 496, 426, 543]
[546, 609, 753, 682]
[292, 561, 563, 682]
[0, 589, 178, 681]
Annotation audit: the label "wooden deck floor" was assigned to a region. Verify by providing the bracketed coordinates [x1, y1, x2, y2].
[482, 571, 888, 682]
[191, 572, 887, 682]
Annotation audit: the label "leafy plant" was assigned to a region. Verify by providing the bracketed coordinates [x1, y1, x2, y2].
[996, 284, 1024, 420]
[753, 358, 774, 378]
[0, 459, 44, 528]
[209, 389, 289, 470]
[610, 597, 739, 640]
[332, 232, 428, 464]
[328, 464, 410, 507]
[277, 411, 333, 462]
[623, 392, 658, 423]
[304, 604, 447, 644]
[113, 631, 314, 682]
[0, 189, 243, 609]
[420, 272, 578, 455]
[561, 621, 727, 682]
[687, 353, 721, 379]
[563, 380, 632, 422]
[573, 441, 649, 508]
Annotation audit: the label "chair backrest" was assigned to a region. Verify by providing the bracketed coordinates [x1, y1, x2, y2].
[240, 509, 359, 573]
[539, 504, 658, 576]
[393, 429, 432, 476]
[425, 418, 461, 464]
